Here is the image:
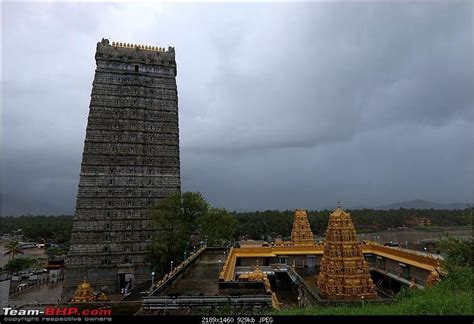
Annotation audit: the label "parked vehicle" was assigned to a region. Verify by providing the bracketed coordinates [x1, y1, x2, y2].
[17, 283, 27, 291]
[18, 242, 37, 249]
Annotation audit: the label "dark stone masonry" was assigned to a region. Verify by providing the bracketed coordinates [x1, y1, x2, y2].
[63, 38, 180, 298]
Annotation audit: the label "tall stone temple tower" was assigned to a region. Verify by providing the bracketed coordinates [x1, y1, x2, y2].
[290, 209, 315, 245]
[317, 203, 377, 299]
[63, 39, 180, 297]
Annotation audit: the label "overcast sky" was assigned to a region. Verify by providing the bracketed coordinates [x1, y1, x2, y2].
[2, 2, 473, 215]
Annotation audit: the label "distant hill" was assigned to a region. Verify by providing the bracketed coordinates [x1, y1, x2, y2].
[374, 199, 471, 210]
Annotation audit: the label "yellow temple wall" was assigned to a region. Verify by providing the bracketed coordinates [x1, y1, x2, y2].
[220, 242, 441, 284]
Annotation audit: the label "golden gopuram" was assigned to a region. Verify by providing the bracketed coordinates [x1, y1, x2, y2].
[317, 203, 377, 299]
[290, 209, 316, 245]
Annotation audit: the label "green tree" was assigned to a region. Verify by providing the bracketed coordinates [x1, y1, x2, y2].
[149, 192, 208, 274]
[198, 208, 237, 246]
[0, 215, 73, 244]
[4, 257, 35, 272]
[438, 236, 473, 271]
[4, 241, 24, 260]
[45, 247, 66, 259]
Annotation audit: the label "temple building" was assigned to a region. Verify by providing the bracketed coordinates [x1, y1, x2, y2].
[290, 209, 315, 245]
[63, 39, 180, 298]
[316, 203, 377, 299]
[143, 205, 445, 311]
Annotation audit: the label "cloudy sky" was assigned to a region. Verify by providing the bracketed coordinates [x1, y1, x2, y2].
[2, 1, 473, 215]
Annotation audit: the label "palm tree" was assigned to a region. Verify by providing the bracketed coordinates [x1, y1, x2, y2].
[4, 241, 24, 260]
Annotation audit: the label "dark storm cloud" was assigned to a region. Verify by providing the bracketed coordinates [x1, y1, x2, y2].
[2, 2, 473, 215]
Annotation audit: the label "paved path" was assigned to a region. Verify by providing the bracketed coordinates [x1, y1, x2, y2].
[8, 284, 62, 308]
[161, 249, 225, 296]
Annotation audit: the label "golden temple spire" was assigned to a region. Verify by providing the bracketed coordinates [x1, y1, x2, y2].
[290, 209, 315, 246]
[317, 205, 377, 300]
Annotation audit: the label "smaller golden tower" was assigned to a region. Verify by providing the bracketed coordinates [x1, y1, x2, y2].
[71, 278, 108, 302]
[71, 278, 96, 302]
[290, 209, 315, 245]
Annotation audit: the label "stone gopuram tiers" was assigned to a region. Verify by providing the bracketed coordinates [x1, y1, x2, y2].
[63, 38, 180, 297]
[317, 204, 377, 299]
[290, 209, 315, 245]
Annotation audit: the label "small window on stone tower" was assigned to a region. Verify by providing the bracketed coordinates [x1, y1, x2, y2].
[135, 65, 139, 72]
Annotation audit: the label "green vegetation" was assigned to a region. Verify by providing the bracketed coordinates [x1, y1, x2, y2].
[235, 208, 471, 239]
[4, 257, 37, 272]
[1, 208, 468, 245]
[438, 236, 473, 270]
[273, 237, 473, 315]
[198, 208, 237, 246]
[45, 246, 67, 259]
[149, 192, 237, 274]
[3, 240, 24, 260]
[0, 215, 73, 244]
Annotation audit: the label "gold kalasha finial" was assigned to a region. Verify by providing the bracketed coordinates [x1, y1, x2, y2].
[337, 201, 341, 209]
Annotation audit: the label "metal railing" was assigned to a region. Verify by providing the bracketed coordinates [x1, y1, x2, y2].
[143, 295, 272, 310]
